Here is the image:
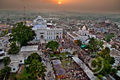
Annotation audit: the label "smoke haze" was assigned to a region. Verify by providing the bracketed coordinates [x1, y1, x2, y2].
[0, 0, 120, 13]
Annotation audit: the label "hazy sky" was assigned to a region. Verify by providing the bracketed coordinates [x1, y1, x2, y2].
[0, 0, 120, 13]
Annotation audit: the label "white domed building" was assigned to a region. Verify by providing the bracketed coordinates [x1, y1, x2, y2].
[67, 25, 96, 44]
[32, 15, 63, 41]
[78, 25, 89, 36]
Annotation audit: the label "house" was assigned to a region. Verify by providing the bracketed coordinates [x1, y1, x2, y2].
[52, 60, 66, 78]
[9, 61, 19, 73]
[0, 42, 6, 60]
[110, 49, 120, 68]
[8, 45, 39, 73]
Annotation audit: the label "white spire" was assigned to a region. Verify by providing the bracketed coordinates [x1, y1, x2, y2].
[82, 25, 86, 31]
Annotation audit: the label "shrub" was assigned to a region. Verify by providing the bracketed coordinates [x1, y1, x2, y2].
[50, 53, 54, 57]
[97, 75, 103, 80]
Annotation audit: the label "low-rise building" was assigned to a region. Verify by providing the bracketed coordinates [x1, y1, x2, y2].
[0, 42, 6, 60]
[9, 61, 19, 73]
[66, 26, 96, 44]
[8, 45, 39, 73]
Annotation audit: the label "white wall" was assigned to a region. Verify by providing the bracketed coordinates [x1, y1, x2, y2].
[9, 66, 19, 73]
[19, 59, 24, 64]
[60, 49, 73, 54]
[35, 29, 63, 40]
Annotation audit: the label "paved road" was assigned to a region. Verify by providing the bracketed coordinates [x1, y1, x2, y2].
[0, 60, 4, 69]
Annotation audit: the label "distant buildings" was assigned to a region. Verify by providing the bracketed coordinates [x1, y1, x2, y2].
[0, 42, 6, 60]
[0, 36, 10, 60]
[66, 25, 96, 44]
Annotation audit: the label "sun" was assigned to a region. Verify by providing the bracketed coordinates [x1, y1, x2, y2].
[58, 1, 61, 4]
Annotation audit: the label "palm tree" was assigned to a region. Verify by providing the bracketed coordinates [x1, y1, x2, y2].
[76, 39, 82, 46]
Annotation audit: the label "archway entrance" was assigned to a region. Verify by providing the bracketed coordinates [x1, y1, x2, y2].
[40, 35, 44, 39]
[56, 35, 59, 39]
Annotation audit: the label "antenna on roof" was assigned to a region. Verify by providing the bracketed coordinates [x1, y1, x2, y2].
[24, 7, 26, 22]
[39, 12, 40, 15]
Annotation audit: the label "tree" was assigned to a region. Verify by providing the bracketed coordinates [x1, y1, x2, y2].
[7, 18, 10, 25]
[7, 42, 20, 55]
[111, 68, 118, 74]
[91, 57, 112, 76]
[9, 22, 36, 47]
[89, 37, 104, 53]
[25, 53, 42, 64]
[117, 66, 120, 70]
[97, 75, 103, 80]
[104, 33, 115, 42]
[97, 47, 114, 64]
[111, 68, 118, 77]
[76, 39, 82, 46]
[28, 60, 45, 77]
[3, 57, 11, 66]
[111, 44, 117, 49]
[110, 57, 115, 64]
[1, 29, 8, 37]
[45, 40, 59, 52]
[0, 67, 11, 80]
[7, 18, 10, 22]
[92, 47, 115, 76]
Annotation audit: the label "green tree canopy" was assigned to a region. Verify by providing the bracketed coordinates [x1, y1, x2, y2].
[45, 40, 59, 52]
[25, 53, 42, 64]
[89, 37, 104, 52]
[0, 67, 11, 80]
[29, 60, 45, 73]
[104, 33, 115, 42]
[91, 57, 112, 76]
[3, 57, 11, 66]
[97, 47, 114, 64]
[9, 22, 36, 47]
[26, 59, 45, 79]
[111, 68, 118, 74]
[111, 44, 117, 49]
[76, 39, 82, 46]
[97, 75, 103, 80]
[110, 57, 115, 64]
[8, 42, 20, 55]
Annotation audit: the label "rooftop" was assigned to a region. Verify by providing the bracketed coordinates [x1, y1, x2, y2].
[20, 45, 38, 52]
[67, 32, 79, 38]
[110, 49, 120, 57]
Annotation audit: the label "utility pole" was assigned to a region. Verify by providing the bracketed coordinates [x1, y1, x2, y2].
[24, 7, 26, 23]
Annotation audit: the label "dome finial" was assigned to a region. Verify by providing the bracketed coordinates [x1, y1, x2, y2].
[82, 25, 86, 30]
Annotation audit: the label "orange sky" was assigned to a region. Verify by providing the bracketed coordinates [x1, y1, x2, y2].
[0, 0, 120, 13]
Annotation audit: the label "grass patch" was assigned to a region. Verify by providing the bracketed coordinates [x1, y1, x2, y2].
[61, 59, 71, 68]
[10, 74, 16, 80]
[60, 53, 66, 58]
[50, 53, 55, 57]
[16, 68, 31, 79]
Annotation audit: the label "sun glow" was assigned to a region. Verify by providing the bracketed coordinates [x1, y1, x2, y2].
[58, 1, 61, 4]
